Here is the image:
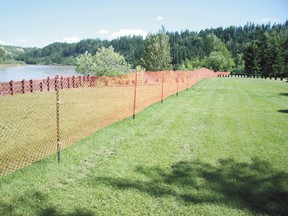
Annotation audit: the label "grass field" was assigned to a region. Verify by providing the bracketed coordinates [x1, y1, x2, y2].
[0, 78, 287, 215]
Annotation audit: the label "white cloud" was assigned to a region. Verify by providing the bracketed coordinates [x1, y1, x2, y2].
[262, 17, 281, 24]
[12, 36, 30, 45]
[109, 29, 148, 39]
[16, 38, 28, 43]
[43, 37, 81, 47]
[156, 16, 164, 21]
[0, 40, 4, 45]
[98, 29, 109, 35]
[56, 37, 80, 43]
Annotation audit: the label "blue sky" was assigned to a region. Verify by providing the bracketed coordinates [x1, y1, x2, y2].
[0, 0, 287, 47]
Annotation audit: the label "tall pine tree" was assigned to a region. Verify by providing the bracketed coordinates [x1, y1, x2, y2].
[243, 40, 261, 76]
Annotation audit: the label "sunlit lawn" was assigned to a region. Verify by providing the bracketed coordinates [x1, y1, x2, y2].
[0, 78, 287, 215]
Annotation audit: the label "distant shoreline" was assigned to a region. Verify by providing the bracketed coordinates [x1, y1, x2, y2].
[0, 63, 26, 68]
[0, 64, 75, 68]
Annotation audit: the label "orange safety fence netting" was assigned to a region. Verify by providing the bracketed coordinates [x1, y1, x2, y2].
[0, 68, 230, 177]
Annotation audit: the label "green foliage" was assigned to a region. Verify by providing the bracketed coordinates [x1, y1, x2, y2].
[75, 51, 94, 75]
[141, 33, 172, 71]
[0, 47, 6, 63]
[190, 58, 203, 70]
[201, 34, 235, 71]
[203, 33, 222, 56]
[174, 59, 195, 71]
[15, 37, 144, 67]
[261, 32, 278, 77]
[111, 36, 145, 68]
[76, 46, 131, 76]
[243, 27, 288, 78]
[183, 59, 193, 70]
[135, 65, 146, 72]
[7, 21, 288, 76]
[203, 51, 234, 71]
[177, 63, 187, 71]
[0, 45, 26, 64]
[232, 53, 245, 74]
[243, 40, 261, 76]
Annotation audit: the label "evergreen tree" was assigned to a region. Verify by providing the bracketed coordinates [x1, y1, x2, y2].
[233, 53, 245, 74]
[274, 29, 288, 79]
[243, 40, 261, 76]
[261, 32, 278, 78]
[12, 21, 288, 75]
[281, 29, 288, 79]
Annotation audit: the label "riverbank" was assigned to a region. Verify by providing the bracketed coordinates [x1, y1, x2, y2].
[0, 63, 76, 68]
[0, 63, 26, 68]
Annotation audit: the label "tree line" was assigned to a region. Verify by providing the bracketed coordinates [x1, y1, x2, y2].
[243, 28, 288, 78]
[13, 21, 288, 77]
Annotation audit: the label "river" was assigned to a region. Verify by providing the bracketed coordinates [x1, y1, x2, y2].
[0, 65, 79, 82]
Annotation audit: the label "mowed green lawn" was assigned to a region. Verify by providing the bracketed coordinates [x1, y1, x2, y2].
[0, 78, 287, 216]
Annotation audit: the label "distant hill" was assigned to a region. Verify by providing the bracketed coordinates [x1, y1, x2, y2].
[0, 45, 28, 64]
[0, 45, 25, 57]
[2, 21, 288, 77]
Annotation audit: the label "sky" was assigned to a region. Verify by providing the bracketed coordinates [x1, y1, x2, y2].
[0, 0, 287, 48]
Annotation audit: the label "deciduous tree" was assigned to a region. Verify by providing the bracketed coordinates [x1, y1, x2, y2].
[76, 46, 131, 76]
[141, 30, 172, 71]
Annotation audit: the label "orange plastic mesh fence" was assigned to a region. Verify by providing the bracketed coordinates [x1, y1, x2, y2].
[0, 68, 230, 177]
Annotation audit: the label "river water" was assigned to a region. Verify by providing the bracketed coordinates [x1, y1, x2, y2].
[0, 65, 79, 82]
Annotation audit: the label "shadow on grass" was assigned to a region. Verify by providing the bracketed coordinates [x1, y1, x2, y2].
[95, 158, 288, 216]
[278, 109, 288, 114]
[0, 191, 95, 216]
[279, 93, 288, 97]
[38, 207, 94, 216]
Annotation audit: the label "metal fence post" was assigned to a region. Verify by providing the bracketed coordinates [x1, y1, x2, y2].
[78, 76, 81, 88]
[176, 72, 179, 96]
[30, 79, 33, 93]
[186, 73, 189, 91]
[61, 76, 64, 89]
[133, 72, 138, 119]
[55, 76, 61, 163]
[67, 77, 70, 89]
[161, 71, 164, 103]
[47, 77, 50, 91]
[21, 80, 25, 94]
[9, 80, 13, 95]
[40, 82, 43, 92]
[88, 75, 91, 87]
[72, 76, 75, 88]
